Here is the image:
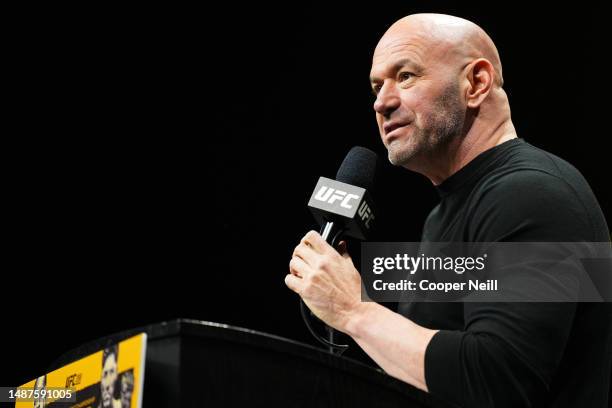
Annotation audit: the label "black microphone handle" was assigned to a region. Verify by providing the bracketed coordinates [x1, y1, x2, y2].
[319, 221, 345, 248]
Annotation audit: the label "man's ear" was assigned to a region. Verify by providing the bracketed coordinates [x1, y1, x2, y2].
[465, 58, 495, 108]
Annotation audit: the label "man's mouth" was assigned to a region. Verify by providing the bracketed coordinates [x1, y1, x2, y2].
[383, 121, 410, 141]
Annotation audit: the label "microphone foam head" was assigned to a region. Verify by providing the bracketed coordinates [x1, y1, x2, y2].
[335, 146, 379, 190]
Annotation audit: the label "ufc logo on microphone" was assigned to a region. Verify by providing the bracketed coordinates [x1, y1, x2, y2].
[358, 201, 374, 228]
[314, 186, 360, 209]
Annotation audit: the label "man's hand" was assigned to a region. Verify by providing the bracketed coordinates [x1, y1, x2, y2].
[284, 230, 437, 393]
[284, 230, 364, 332]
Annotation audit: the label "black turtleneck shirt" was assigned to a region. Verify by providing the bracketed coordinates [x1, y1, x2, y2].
[397, 138, 611, 407]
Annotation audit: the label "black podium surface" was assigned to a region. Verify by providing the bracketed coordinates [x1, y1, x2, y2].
[50, 319, 451, 407]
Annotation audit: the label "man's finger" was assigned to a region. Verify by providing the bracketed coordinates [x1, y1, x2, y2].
[293, 242, 318, 265]
[289, 256, 310, 278]
[301, 230, 329, 254]
[284, 273, 303, 294]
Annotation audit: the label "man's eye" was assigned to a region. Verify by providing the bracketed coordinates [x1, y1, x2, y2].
[399, 72, 413, 82]
[372, 84, 382, 95]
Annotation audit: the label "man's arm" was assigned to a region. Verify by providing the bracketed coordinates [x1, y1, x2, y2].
[345, 301, 438, 392]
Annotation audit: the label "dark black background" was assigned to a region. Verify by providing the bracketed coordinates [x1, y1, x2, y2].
[4, 1, 608, 389]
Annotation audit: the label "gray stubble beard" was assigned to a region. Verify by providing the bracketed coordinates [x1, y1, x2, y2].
[388, 80, 465, 167]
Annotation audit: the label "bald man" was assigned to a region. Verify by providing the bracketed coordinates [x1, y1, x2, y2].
[285, 14, 611, 408]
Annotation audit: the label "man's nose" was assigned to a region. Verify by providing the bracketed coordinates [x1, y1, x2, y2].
[373, 82, 400, 117]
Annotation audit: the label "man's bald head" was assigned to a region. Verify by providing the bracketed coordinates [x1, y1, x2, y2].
[375, 14, 503, 87]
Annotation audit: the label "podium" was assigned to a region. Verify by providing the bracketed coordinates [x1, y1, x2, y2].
[49, 319, 451, 407]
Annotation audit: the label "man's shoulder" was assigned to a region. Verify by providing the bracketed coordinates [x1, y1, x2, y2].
[467, 162, 605, 242]
[475, 166, 576, 206]
[482, 141, 592, 196]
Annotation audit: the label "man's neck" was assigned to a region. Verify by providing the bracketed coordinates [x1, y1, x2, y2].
[422, 117, 517, 186]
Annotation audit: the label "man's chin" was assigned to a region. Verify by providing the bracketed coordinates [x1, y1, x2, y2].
[387, 145, 416, 167]
[387, 132, 429, 167]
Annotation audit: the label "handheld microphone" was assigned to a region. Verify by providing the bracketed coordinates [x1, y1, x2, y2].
[302, 146, 379, 354]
